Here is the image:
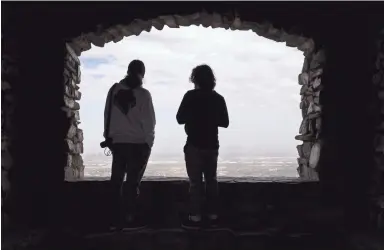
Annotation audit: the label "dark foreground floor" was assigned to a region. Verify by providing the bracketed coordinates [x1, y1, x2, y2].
[3, 226, 384, 250]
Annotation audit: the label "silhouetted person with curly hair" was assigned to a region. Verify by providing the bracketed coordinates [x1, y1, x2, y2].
[176, 64, 229, 230]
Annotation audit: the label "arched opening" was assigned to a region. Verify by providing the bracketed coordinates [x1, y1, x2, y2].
[62, 13, 325, 181]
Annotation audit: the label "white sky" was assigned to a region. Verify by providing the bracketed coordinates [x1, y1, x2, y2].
[79, 26, 303, 158]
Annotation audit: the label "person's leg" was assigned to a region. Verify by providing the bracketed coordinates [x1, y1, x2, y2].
[123, 143, 151, 228]
[110, 144, 128, 228]
[183, 144, 204, 228]
[202, 148, 219, 223]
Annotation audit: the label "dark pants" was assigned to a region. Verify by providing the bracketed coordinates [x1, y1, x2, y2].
[110, 143, 151, 221]
[184, 144, 219, 216]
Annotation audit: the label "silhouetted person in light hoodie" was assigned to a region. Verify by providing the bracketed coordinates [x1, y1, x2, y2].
[103, 60, 156, 231]
[176, 64, 229, 230]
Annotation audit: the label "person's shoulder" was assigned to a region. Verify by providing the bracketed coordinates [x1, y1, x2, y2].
[136, 87, 152, 98]
[213, 91, 225, 100]
[185, 89, 195, 95]
[182, 89, 195, 98]
[109, 82, 119, 91]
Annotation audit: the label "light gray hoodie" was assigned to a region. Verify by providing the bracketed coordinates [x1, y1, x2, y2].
[104, 82, 156, 147]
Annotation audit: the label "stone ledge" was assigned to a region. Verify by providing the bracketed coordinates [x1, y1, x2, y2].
[71, 176, 314, 183]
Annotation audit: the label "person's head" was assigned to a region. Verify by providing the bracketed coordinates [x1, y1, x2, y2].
[124, 60, 145, 88]
[190, 64, 216, 91]
[127, 59, 145, 79]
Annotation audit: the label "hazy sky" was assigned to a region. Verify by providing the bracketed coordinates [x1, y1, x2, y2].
[79, 26, 303, 158]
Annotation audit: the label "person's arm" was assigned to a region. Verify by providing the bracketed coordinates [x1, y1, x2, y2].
[103, 86, 114, 138]
[217, 97, 229, 128]
[141, 91, 156, 148]
[176, 92, 190, 125]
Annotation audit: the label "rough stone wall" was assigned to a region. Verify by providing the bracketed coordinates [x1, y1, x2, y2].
[295, 48, 325, 180]
[372, 29, 384, 229]
[62, 44, 84, 181]
[1, 41, 18, 227]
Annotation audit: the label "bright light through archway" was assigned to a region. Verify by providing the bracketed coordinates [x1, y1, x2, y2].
[79, 26, 303, 178]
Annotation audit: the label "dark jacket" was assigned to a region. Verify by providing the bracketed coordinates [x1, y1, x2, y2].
[176, 89, 229, 149]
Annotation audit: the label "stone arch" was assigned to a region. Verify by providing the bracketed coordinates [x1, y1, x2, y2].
[63, 11, 326, 181]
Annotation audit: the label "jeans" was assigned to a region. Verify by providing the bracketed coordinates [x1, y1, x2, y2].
[110, 143, 151, 221]
[184, 144, 219, 216]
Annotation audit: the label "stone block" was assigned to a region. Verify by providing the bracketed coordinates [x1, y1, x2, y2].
[64, 85, 73, 98]
[298, 38, 315, 55]
[298, 72, 309, 85]
[66, 140, 83, 154]
[300, 99, 308, 110]
[309, 68, 323, 80]
[77, 68, 81, 82]
[308, 112, 321, 120]
[295, 134, 315, 142]
[66, 154, 73, 168]
[66, 43, 81, 65]
[314, 97, 320, 105]
[311, 77, 321, 90]
[72, 154, 84, 168]
[297, 144, 304, 158]
[298, 164, 319, 180]
[302, 142, 313, 158]
[75, 142, 84, 154]
[76, 129, 84, 142]
[316, 117, 322, 131]
[64, 96, 75, 109]
[263, 25, 285, 42]
[66, 139, 75, 153]
[299, 118, 309, 134]
[310, 49, 326, 68]
[74, 111, 80, 121]
[69, 142, 83, 155]
[65, 60, 77, 75]
[297, 157, 308, 165]
[64, 166, 84, 181]
[306, 95, 314, 103]
[300, 84, 308, 95]
[309, 142, 321, 169]
[74, 90, 82, 100]
[307, 102, 322, 114]
[285, 34, 306, 48]
[67, 124, 77, 139]
[301, 56, 310, 73]
[64, 96, 80, 110]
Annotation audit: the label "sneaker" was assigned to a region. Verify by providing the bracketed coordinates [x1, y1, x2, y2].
[182, 215, 203, 230]
[122, 216, 147, 231]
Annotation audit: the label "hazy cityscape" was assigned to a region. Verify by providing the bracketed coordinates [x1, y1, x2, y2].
[83, 152, 299, 178]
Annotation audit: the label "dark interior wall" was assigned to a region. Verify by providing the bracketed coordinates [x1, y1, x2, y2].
[4, 34, 69, 225]
[1, 2, 384, 228]
[318, 22, 379, 227]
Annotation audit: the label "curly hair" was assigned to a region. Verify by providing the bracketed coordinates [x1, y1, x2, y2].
[189, 64, 216, 90]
